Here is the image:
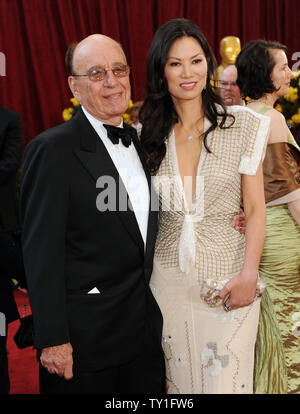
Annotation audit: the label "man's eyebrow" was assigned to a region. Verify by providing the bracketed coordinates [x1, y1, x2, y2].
[88, 62, 127, 69]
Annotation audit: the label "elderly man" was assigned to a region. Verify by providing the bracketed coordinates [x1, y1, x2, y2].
[20, 34, 165, 394]
[219, 65, 244, 106]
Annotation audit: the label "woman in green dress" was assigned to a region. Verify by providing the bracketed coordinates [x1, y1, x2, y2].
[237, 40, 300, 394]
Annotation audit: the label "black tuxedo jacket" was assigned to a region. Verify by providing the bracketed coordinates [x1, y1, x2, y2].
[0, 107, 23, 232]
[20, 108, 162, 371]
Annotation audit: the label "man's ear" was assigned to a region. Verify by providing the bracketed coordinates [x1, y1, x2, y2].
[68, 76, 81, 102]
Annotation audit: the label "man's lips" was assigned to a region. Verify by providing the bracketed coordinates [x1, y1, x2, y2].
[104, 92, 122, 101]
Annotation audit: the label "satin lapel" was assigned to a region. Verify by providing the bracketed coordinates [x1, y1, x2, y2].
[131, 131, 158, 259]
[71, 108, 145, 254]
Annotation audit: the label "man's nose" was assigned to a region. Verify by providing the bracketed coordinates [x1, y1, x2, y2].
[103, 70, 118, 86]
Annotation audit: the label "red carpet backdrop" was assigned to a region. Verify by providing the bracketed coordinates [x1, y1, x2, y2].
[0, 0, 299, 394]
[0, 0, 299, 148]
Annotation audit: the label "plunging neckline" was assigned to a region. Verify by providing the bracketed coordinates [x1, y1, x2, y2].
[170, 117, 210, 211]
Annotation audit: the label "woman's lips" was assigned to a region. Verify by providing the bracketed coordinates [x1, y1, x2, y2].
[180, 82, 197, 90]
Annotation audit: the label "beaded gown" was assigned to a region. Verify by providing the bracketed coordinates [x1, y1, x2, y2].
[254, 107, 300, 394]
[150, 106, 270, 394]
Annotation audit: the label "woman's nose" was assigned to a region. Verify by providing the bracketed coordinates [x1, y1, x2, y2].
[288, 67, 294, 78]
[182, 63, 192, 77]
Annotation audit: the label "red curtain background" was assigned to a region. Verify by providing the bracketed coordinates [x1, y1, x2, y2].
[0, 0, 299, 147]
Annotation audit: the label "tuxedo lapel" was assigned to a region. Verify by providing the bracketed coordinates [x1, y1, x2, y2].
[131, 130, 158, 259]
[71, 108, 145, 254]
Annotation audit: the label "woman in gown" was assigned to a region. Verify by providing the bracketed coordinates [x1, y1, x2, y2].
[140, 19, 270, 394]
[237, 40, 300, 394]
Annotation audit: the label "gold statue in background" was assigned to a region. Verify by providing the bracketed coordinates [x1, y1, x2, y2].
[217, 36, 241, 80]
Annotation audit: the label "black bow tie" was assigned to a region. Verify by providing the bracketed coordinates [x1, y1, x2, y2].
[103, 123, 136, 148]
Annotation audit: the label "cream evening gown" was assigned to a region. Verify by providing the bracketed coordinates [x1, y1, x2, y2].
[150, 106, 270, 394]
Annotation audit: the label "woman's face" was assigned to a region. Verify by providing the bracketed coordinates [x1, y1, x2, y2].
[164, 36, 208, 103]
[269, 49, 293, 97]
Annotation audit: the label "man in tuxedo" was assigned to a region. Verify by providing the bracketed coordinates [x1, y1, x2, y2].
[20, 34, 165, 394]
[0, 107, 23, 393]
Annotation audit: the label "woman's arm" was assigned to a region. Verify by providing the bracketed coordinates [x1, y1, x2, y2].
[219, 162, 266, 310]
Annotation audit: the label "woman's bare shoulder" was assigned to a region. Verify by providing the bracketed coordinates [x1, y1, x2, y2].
[267, 109, 289, 144]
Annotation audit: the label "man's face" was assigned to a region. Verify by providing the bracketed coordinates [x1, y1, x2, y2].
[68, 35, 131, 125]
[219, 65, 242, 106]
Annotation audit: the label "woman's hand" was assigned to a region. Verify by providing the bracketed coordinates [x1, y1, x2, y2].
[232, 209, 246, 234]
[219, 271, 258, 311]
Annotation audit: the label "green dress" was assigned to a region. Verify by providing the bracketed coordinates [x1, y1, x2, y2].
[254, 107, 300, 394]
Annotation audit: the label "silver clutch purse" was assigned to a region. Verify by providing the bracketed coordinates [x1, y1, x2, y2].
[199, 277, 266, 308]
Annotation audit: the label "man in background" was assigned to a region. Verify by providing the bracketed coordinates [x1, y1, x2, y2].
[218, 65, 244, 106]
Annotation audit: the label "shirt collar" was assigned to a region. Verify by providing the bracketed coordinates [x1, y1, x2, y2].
[81, 106, 124, 133]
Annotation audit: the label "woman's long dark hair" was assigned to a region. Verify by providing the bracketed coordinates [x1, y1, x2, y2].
[139, 18, 234, 174]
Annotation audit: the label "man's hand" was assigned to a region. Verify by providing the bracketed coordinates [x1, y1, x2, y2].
[40, 342, 73, 380]
[232, 209, 246, 234]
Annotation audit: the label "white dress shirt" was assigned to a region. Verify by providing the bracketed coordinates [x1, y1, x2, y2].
[82, 107, 149, 247]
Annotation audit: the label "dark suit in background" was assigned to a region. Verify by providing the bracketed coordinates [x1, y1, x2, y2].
[0, 230, 26, 394]
[0, 107, 23, 233]
[0, 107, 24, 393]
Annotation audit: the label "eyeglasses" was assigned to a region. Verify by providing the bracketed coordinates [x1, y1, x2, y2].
[216, 80, 238, 88]
[72, 64, 130, 82]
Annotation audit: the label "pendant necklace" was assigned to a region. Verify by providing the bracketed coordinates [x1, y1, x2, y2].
[181, 115, 204, 143]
